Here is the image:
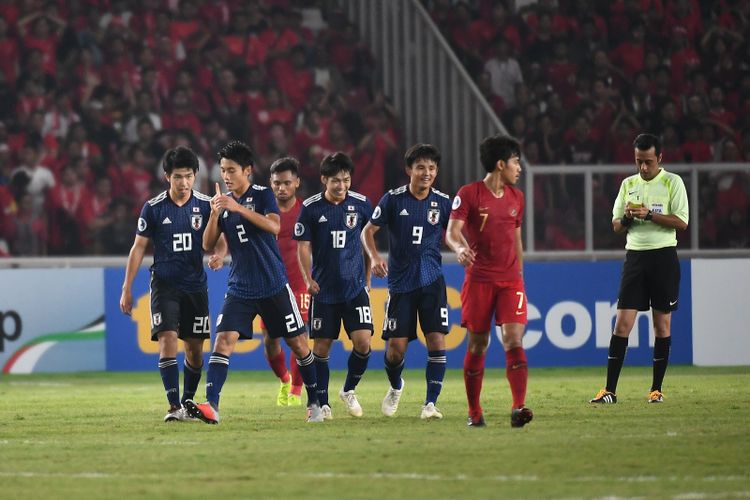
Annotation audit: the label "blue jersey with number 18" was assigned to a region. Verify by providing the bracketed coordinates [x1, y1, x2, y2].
[217, 184, 287, 299]
[294, 191, 372, 304]
[370, 185, 451, 293]
[137, 190, 212, 292]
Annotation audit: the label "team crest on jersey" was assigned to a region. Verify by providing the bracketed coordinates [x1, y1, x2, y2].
[387, 318, 397, 331]
[191, 214, 203, 230]
[345, 212, 358, 229]
[509, 207, 518, 217]
[152, 312, 162, 327]
[312, 318, 322, 331]
[427, 209, 440, 225]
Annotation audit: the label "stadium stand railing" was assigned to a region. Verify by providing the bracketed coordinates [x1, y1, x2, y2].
[338, 0, 508, 190]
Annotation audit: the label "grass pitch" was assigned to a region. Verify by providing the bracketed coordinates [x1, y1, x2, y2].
[1, 366, 749, 499]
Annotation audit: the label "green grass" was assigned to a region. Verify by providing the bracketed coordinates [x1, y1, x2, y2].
[1, 366, 749, 499]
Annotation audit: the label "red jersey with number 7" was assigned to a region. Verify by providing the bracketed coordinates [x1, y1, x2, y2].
[450, 180, 524, 283]
[277, 198, 306, 291]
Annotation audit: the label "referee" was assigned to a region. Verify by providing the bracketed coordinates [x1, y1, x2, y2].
[590, 133, 689, 404]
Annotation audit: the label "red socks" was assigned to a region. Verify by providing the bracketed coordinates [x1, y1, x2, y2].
[505, 347, 528, 409]
[463, 351, 486, 418]
[268, 350, 291, 384]
[289, 351, 303, 396]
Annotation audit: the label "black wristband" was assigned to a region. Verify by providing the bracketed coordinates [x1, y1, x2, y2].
[620, 215, 634, 227]
[644, 210, 653, 221]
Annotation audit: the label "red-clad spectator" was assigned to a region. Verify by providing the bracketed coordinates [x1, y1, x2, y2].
[46, 164, 90, 254]
[669, 28, 701, 90]
[352, 108, 398, 203]
[98, 0, 134, 33]
[274, 45, 314, 111]
[67, 123, 103, 168]
[294, 109, 330, 174]
[470, 2, 521, 55]
[525, 0, 575, 39]
[664, 0, 704, 45]
[0, 18, 20, 83]
[681, 121, 712, 162]
[101, 36, 139, 92]
[169, 0, 205, 51]
[6, 192, 47, 256]
[610, 22, 646, 79]
[162, 89, 202, 139]
[244, 66, 267, 115]
[18, 11, 66, 75]
[545, 41, 578, 96]
[258, 6, 301, 76]
[42, 92, 80, 140]
[174, 68, 212, 119]
[661, 125, 686, 162]
[477, 71, 506, 117]
[108, 145, 155, 205]
[707, 86, 736, 128]
[252, 87, 294, 144]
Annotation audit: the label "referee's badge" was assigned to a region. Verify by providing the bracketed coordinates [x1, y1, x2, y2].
[427, 208, 440, 225]
[191, 214, 203, 230]
[387, 318, 397, 331]
[345, 212, 358, 229]
[312, 318, 322, 331]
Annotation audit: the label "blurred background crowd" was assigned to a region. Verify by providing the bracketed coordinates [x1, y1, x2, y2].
[0, 0, 747, 257]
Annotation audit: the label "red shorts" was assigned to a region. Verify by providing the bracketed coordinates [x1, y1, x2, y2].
[260, 288, 311, 332]
[460, 279, 527, 332]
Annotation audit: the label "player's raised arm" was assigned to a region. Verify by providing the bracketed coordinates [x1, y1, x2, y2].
[446, 218, 476, 267]
[203, 182, 223, 252]
[361, 221, 387, 278]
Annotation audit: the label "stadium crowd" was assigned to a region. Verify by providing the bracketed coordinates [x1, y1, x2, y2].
[0, 0, 403, 256]
[1, 0, 748, 257]
[426, 0, 750, 249]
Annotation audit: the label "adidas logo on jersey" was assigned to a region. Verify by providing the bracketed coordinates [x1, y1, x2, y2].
[318, 215, 328, 223]
[162, 217, 172, 224]
[399, 209, 409, 216]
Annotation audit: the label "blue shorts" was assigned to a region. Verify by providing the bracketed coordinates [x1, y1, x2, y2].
[382, 276, 449, 341]
[309, 289, 374, 339]
[216, 284, 306, 339]
[149, 275, 210, 341]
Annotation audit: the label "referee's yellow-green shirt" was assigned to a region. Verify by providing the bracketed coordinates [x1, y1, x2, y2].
[612, 168, 689, 251]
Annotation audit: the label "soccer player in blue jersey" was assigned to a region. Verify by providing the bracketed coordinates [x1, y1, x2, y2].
[184, 141, 323, 424]
[295, 152, 374, 419]
[361, 144, 452, 420]
[120, 146, 216, 422]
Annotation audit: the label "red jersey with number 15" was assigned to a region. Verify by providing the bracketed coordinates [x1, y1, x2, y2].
[277, 198, 306, 291]
[450, 180, 524, 283]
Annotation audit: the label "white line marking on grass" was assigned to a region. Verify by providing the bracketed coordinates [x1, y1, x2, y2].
[674, 492, 750, 499]
[6, 381, 72, 387]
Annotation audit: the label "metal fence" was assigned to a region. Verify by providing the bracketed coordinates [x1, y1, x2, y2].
[339, 0, 507, 190]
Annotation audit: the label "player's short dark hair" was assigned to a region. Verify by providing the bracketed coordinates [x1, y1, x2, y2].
[404, 143, 441, 168]
[320, 151, 354, 177]
[479, 134, 521, 173]
[270, 156, 300, 176]
[218, 140, 255, 168]
[162, 146, 199, 174]
[633, 133, 662, 156]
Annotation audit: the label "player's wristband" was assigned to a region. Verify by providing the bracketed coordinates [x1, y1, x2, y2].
[620, 215, 634, 227]
[644, 210, 653, 221]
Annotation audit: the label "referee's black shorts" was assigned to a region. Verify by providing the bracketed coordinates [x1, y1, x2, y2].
[617, 246, 680, 312]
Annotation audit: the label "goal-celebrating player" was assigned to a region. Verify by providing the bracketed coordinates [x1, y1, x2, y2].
[361, 143, 452, 419]
[120, 146, 217, 422]
[295, 152, 374, 419]
[184, 141, 322, 423]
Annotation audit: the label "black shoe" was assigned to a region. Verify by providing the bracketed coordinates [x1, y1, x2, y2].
[511, 407, 533, 428]
[589, 389, 617, 404]
[467, 414, 486, 427]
